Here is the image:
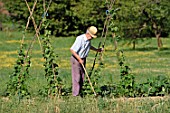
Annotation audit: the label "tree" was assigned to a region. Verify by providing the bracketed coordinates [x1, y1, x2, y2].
[2, 0, 106, 36]
[0, 1, 10, 30]
[142, 0, 170, 50]
[70, 0, 106, 33]
[113, 0, 170, 49]
[2, 0, 170, 39]
[114, 0, 146, 49]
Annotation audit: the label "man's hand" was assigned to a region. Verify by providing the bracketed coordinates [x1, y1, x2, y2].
[97, 48, 104, 52]
[70, 49, 83, 64]
[78, 58, 83, 64]
[90, 46, 103, 52]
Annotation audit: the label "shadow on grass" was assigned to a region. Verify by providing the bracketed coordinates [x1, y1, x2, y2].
[120, 47, 170, 52]
[105, 47, 170, 57]
[121, 47, 170, 57]
[105, 47, 170, 52]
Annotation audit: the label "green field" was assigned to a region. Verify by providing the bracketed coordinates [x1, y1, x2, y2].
[0, 31, 170, 113]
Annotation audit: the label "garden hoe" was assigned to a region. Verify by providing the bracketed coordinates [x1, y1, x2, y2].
[81, 63, 97, 97]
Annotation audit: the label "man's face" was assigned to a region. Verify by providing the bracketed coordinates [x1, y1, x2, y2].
[90, 36, 93, 40]
[87, 33, 93, 40]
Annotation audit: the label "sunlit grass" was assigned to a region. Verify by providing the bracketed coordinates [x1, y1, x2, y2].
[0, 96, 170, 113]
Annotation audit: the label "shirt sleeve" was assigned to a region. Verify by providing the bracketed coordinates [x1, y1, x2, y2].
[70, 36, 82, 53]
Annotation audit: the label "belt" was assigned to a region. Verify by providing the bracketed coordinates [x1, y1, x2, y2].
[72, 55, 86, 60]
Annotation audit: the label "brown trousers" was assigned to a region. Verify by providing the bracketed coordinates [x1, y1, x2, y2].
[70, 56, 86, 96]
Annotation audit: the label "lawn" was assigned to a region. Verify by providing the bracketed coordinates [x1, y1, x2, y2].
[0, 31, 170, 113]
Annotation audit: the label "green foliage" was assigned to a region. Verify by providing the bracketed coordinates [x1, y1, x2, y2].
[70, 0, 106, 32]
[5, 44, 31, 99]
[3, 0, 106, 36]
[117, 50, 135, 97]
[141, 0, 170, 41]
[99, 50, 136, 98]
[99, 50, 170, 98]
[82, 61, 104, 96]
[39, 18, 63, 98]
[3, 0, 170, 38]
[136, 75, 170, 97]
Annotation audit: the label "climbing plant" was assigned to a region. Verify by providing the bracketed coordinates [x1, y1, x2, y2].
[39, 18, 63, 98]
[5, 39, 31, 99]
[116, 50, 135, 97]
[82, 62, 104, 96]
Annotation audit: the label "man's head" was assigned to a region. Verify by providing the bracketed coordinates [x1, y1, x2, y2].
[86, 26, 97, 39]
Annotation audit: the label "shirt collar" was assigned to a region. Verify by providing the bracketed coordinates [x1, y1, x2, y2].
[83, 34, 89, 41]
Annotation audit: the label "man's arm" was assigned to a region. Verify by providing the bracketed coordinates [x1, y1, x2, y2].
[90, 46, 103, 52]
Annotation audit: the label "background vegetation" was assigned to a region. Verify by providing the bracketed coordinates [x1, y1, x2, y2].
[1, 0, 169, 51]
[1, 0, 170, 37]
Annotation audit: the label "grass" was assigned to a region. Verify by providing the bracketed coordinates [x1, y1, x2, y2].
[0, 31, 170, 112]
[1, 96, 170, 113]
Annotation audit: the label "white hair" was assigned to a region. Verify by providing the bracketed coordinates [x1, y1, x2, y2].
[86, 30, 89, 34]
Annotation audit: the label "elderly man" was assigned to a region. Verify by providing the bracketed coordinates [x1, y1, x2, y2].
[70, 26, 103, 96]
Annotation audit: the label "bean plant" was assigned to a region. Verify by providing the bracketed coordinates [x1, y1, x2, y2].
[136, 75, 170, 97]
[5, 42, 31, 99]
[116, 50, 135, 97]
[39, 18, 63, 98]
[82, 61, 104, 97]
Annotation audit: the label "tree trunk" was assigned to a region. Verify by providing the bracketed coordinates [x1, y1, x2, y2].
[132, 40, 136, 50]
[0, 22, 2, 31]
[153, 22, 163, 50]
[155, 30, 163, 50]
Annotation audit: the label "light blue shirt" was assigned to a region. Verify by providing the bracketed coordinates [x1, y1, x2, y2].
[70, 34, 91, 58]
